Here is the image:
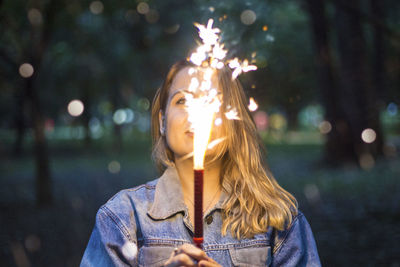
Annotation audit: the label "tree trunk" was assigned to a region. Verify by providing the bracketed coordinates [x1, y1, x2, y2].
[370, 0, 386, 102]
[82, 83, 92, 147]
[25, 68, 52, 206]
[304, 0, 350, 165]
[286, 105, 299, 131]
[334, 0, 384, 164]
[13, 86, 26, 156]
[26, 0, 59, 206]
[111, 84, 122, 153]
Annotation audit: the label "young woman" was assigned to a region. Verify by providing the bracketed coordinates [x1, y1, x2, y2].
[81, 60, 321, 266]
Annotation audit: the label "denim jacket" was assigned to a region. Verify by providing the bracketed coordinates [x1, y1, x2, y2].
[81, 167, 321, 267]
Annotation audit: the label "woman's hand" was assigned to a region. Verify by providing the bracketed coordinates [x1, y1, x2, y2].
[163, 244, 221, 267]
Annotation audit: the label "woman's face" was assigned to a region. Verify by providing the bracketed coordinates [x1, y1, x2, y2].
[160, 67, 222, 159]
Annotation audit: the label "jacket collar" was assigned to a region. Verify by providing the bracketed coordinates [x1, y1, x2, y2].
[147, 166, 227, 220]
[147, 166, 187, 220]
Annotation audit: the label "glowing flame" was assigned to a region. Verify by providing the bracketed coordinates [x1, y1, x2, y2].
[184, 69, 221, 169]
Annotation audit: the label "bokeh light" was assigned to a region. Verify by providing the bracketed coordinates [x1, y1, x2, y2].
[28, 8, 43, 26]
[165, 24, 180, 34]
[138, 97, 150, 111]
[383, 143, 397, 158]
[256, 55, 267, 68]
[265, 34, 275, 42]
[19, 63, 34, 78]
[209, 6, 215, 12]
[304, 184, 320, 204]
[269, 113, 287, 131]
[25, 234, 41, 253]
[299, 105, 323, 129]
[89, 1, 104, 15]
[219, 14, 228, 22]
[240, 10, 256, 25]
[108, 160, 121, 174]
[145, 9, 159, 24]
[121, 241, 137, 261]
[71, 196, 83, 211]
[45, 119, 55, 133]
[262, 25, 268, 31]
[137, 113, 151, 133]
[125, 10, 139, 25]
[361, 128, 376, 143]
[113, 109, 127, 125]
[359, 153, 375, 170]
[89, 117, 104, 139]
[10, 242, 29, 267]
[125, 109, 135, 123]
[254, 110, 268, 131]
[67, 100, 84, 117]
[387, 102, 398, 116]
[319, 120, 332, 134]
[137, 2, 149, 15]
[214, 117, 222, 126]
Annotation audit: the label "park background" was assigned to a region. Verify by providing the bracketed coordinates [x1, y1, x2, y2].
[0, 0, 399, 266]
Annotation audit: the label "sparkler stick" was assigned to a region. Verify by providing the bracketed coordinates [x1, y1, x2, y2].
[186, 19, 258, 248]
[193, 169, 204, 248]
[190, 87, 218, 249]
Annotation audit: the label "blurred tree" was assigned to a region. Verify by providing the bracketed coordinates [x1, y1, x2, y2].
[304, 0, 345, 164]
[258, 1, 316, 129]
[370, 0, 386, 103]
[28, 0, 68, 206]
[304, 0, 391, 165]
[333, 0, 384, 163]
[1, 0, 75, 205]
[1, 0, 398, 180]
[305, 0, 356, 164]
[0, 3, 27, 155]
[0, 0, 65, 205]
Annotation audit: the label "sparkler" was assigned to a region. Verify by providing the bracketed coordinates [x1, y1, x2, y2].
[186, 19, 258, 248]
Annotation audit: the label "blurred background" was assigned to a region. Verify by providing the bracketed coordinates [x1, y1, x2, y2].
[0, 0, 399, 266]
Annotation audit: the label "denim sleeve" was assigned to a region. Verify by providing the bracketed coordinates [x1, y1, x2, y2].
[80, 206, 138, 267]
[271, 212, 321, 267]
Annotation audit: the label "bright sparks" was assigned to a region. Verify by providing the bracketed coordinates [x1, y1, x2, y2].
[190, 19, 257, 80]
[228, 58, 257, 80]
[186, 19, 258, 169]
[195, 19, 220, 46]
[225, 108, 240, 120]
[248, 97, 258, 112]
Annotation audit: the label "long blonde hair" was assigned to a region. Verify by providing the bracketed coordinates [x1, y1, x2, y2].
[151, 60, 298, 239]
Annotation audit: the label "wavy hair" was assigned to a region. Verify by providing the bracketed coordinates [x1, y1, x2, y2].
[151, 60, 298, 239]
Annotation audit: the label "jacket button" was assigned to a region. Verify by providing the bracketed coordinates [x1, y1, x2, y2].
[205, 215, 213, 225]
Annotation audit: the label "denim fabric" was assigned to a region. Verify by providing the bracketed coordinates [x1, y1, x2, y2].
[81, 167, 321, 267]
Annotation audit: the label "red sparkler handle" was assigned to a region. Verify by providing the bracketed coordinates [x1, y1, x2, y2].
[194, 169, 204, 248]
